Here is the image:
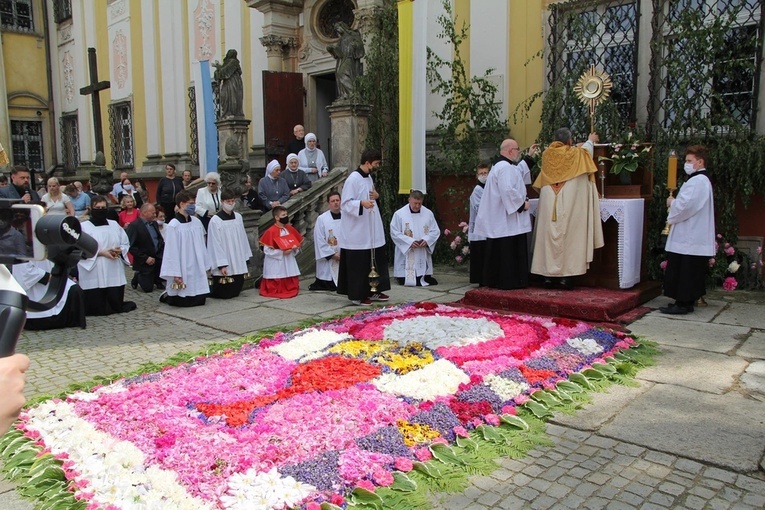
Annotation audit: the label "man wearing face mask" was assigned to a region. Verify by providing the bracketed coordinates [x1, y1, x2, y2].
[283, 153, 312, 195]
[474, 139, 538, 290]
[531, 128, 604, 290]
[660, 145, 715, 315]
[207, 189, 253, 299]
[469, 162, 490, 284]
[159, 190, 211, 307]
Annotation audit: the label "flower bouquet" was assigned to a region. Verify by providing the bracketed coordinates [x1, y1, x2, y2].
[708, 235, 764, 291]
[598, 130, 652, 182]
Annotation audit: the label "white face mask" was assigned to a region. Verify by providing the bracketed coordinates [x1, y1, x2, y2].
[222, 203, 235, 213]
[157, 220, 165, 226]
[683, 162, 696, 175]
[477, 175, 488, 184]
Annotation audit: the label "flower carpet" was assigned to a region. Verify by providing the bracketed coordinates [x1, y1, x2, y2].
[1, 303, 654, 510]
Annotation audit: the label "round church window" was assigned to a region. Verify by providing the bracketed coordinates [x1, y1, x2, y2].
[317, 0, 356, 40]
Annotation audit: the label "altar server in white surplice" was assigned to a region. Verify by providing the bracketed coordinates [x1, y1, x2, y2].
[12, 259, 86, 330]
[391, 190, 441, 286]
[207, 189, 253, 299]
[78, 196, 137, 316]
[310, 191, 343, 291]
[159, 190, 211, 307]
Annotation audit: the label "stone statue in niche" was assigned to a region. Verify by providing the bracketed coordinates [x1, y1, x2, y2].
[327, 22, 365, 100]
[213, 49, 245, 118]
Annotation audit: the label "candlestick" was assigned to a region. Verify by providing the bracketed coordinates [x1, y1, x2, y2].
[598, 160, 606, 198]
[667, 149, 677, 191]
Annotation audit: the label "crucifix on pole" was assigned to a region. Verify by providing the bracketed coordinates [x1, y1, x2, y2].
[79, 47, 111, 156]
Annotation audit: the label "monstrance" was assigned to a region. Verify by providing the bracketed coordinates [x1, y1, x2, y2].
[574, 65, 613, 132]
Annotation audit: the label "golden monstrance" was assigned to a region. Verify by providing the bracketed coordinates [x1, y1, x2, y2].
[574, 65, 613, 132]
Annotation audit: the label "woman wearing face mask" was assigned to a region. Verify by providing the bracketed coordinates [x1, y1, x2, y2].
[155, 206, 167, 239]
[660, 145, 715, 315]
[117, 178, 143, 209]
[158, 190, 212, 307]
[207, 190, 253, 299]
[469, 162, 490, 284]
[297, 133, 329, 183]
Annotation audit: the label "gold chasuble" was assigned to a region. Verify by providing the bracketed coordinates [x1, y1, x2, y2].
[531, 142, 604, 278]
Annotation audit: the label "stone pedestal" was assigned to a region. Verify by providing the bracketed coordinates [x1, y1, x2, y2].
[327, 102, 371, 171]
[215, 117, 251, 170]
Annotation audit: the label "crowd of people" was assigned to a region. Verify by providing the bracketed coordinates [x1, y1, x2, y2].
[1, 126, 715, 334]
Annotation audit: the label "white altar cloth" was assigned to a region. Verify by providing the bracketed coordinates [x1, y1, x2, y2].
[529, 198, 644, 289]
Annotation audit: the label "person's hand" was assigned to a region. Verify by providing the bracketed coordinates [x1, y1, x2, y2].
[332, 253, 341, 261]
[220, 267, 229, 276]
[0, 353, 30, 435]
[99, 249, 116, 259]
[290, 189, 299, 196]
[667, 196, 675, 208]
[588, 132, 599, 143]
[271, 201, 279, 208]
[21, 191, 31, 204]
[146, 257, 155, 266]
[362, 200, 374, 209]
[310, 167, 318, 174]
[369, 189, 379, 201]
[174, 276, 184, 285]
[528, 143, 540, 157]
[524, 200, 530, 211]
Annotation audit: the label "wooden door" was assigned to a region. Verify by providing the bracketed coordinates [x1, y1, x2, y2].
[263, 71, 304, 168]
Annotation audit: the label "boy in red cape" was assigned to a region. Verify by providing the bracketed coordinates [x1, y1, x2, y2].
[259, 206, 303, 298]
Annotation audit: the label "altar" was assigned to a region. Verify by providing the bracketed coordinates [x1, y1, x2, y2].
[529, 198, 645, 289]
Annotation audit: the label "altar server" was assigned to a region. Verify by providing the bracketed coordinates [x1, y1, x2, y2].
[159, 190, 211, 307]
[468, 162, 490, 284]
[12, 259, 86, 330]
[391, 190, 441, 286]
[207, 189, 253, 299]
[337, 149, 391, 305]
[259, 206, 303, 298]
[78, 196, 137, 315]
[310, 191, 343, 291]
[660, 145, 715, 315]
[474, 139, 534, 290]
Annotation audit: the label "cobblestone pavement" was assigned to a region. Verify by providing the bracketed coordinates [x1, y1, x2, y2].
[2, 271, 764, 509]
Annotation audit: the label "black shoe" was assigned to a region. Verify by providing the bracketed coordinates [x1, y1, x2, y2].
[659, 303, 689, 315]
[423, 275, 439, 286]
[559, 278, 574, 290]
[159, 291, 168, 304]
[543, 278, 555, 289]
[131, 277, 138, 290]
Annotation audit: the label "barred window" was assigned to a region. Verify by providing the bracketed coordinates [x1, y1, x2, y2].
[60, 114, 80, 172]
[108, 102, 134, 169]
[547, 0, 639, 137]
[0, 0, 34, 32]
[654, 0, 762, 133]
[52, 0, 72, 24]
[10, 120, 43, 173]
[188, 81, 221, 166]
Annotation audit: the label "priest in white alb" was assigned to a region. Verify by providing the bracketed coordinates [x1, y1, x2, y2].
[207, 189, 253, 299]
[159, 190, 211, 307]
[78, 196, 137, 315]
[474, 138, 537, 290]
[391, 190, 441, 286]
[309, 191, 343, 291]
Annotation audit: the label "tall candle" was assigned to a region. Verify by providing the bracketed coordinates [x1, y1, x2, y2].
[667, 150, 677, 190]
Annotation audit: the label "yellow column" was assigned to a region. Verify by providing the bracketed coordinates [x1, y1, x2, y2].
[131, 3, 146, 168]
[508, 0, 545, 145]
[454, 0, 470, 73]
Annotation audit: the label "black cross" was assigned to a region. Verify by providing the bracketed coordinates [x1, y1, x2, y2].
[79, 47, 110, 155]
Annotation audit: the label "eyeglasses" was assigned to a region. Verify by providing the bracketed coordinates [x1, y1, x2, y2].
[508, 147, 520, 152]
[207, 182, 217, 186]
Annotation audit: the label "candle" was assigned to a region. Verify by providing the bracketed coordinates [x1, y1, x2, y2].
[667, 149, 677, 190]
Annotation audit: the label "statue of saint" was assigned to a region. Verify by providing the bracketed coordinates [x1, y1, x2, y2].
[213, 49, 245, 118]
[327, 22, 365, 100]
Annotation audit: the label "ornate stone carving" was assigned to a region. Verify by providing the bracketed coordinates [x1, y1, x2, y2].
[112, 31, 129, 89]
[260, 34, 287, 58]
[58, 25, 73, 45]
[316, 0, 356, 40]
[194, 0, 216, 61]
[62, 51, 75, 104]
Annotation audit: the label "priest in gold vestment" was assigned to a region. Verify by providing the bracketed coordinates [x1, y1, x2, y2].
[531, 128, 604, 289]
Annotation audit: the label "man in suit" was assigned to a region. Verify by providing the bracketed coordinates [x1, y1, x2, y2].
[127, 203, 165, 292]
[0, 166, 41, 202]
